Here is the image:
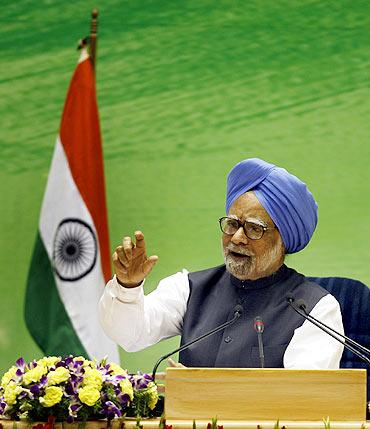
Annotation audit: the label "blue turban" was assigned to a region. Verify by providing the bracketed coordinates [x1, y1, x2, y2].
[226, 158, 318, 254]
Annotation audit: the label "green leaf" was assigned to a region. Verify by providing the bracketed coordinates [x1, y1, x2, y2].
[78, 421, 86, 429]
[134, 416, 143, 428]
[158, 413, 166, 429]
[323, 416, 331, 429]
[211, 417, 218, 429]
[99, 357, 108, 367]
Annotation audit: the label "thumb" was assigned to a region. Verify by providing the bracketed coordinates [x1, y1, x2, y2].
[143, 255, 158, 276]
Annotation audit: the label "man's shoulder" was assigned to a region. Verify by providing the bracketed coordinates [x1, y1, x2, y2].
[288, 269, 331, 303]
[301, 276, 331, 296]
[286, 266, 330, 294]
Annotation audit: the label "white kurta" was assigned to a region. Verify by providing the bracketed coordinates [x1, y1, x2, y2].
[99, 270, 344, 369]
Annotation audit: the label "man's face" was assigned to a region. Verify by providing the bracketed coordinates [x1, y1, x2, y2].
[222, 191, 285, 280]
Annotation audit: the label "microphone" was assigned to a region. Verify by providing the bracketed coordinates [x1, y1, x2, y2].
[286, 295, 370, 365]
[151, 305, 243, 382]
[254, 316, 265, 368]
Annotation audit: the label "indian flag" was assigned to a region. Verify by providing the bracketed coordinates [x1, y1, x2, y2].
[25, 49, 119, 363]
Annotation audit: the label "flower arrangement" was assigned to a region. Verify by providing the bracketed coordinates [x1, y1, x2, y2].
[0, 356, 159, 422]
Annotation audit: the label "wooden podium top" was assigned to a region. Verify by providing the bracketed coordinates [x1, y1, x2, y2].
[165, 368, 367, 422]
[0, 420, 369, 429]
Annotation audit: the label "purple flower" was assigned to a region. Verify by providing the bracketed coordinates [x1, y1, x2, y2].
[29, 375, 48, 398]
[67, 398, 82, 421]
[65, 382, 75, 396]
[114, 375, 125, 381]
[60, 360, 85, 379]
[65, 374, 83, 395]
[64, 356, 74, 366]
[102, 401, 122, 420]
[104, 374, 125, 387]
[55, 356, 74, 371]
[30, 385, 40, 396]
[71, 374, 83, 384]
[64, 373, 84, 397]
[116, 393, 131, 405]
[17, 391, 28, 400]
[1, 356, 155, 421]
[28, 360, 38, 370]
[16, 358, 26, 369]
[129, 373, 153, 390]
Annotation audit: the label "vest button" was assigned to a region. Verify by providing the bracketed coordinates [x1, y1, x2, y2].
[224, 335, 232, 343]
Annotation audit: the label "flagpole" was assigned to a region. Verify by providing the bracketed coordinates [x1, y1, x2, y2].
[89, 9, 98, 70]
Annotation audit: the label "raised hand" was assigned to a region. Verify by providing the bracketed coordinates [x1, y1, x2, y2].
[112, 231, 158, 287]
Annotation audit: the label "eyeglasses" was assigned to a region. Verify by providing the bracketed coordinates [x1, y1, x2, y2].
[219, 216, 275, 240]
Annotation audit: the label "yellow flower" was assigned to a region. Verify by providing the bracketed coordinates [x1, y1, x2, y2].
[73, 356, 86, 363]
[78, 386, 100, 406]
[4, 381, 22, 406]
[146, 382, 158, 410]
[1, 366, 17, 388]
[82, 368, 103, 390]
[109, 362, 127, 376]
[47, 367, 69, 385]
[37, 356, 60, 369]
[119, 378, 134, 401]
[23, 365, 47, 385]
[39, 386, 63, 407]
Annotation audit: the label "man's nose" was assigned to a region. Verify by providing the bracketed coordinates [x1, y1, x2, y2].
[231, 227, 248, 245]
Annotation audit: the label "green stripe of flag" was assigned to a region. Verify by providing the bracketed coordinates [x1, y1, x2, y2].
[25, 232, 87, 357]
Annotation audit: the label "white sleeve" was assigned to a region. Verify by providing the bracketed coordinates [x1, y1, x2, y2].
[283, 294, 344, 369]
[98, 269, 190, 352]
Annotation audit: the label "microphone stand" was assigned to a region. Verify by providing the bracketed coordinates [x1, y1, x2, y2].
[287, 298, 370, 365]
[297, 299, 370, 357]
[254, 316, 265, 368]
[151, 306, 243, 383]
[257, 333, 265, 368]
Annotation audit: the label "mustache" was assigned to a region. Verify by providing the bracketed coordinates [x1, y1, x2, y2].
[225, 244, 254, 257]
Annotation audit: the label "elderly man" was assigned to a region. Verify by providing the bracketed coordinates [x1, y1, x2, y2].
[99, 158, 344, 368]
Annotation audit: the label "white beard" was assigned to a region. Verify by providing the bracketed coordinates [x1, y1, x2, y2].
[223, 236, 285, 280]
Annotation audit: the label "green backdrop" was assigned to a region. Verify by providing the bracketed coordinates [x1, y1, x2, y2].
[1, 0, 369, 375]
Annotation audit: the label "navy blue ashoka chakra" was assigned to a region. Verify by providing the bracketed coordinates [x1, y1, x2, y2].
[52, 218, 97, 282]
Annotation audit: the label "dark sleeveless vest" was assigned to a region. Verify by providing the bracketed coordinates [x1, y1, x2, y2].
[179, 264, 328, 368]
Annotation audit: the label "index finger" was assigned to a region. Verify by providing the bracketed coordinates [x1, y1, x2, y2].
[122, 236, 133, 259]
[134, 230, 146, 249]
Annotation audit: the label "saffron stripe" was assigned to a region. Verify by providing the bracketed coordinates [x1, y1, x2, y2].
[59, 58, 111, 283]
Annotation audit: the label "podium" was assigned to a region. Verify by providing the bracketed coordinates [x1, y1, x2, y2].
[165, 368, 367, 426]
[0, 368, 367, 429]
